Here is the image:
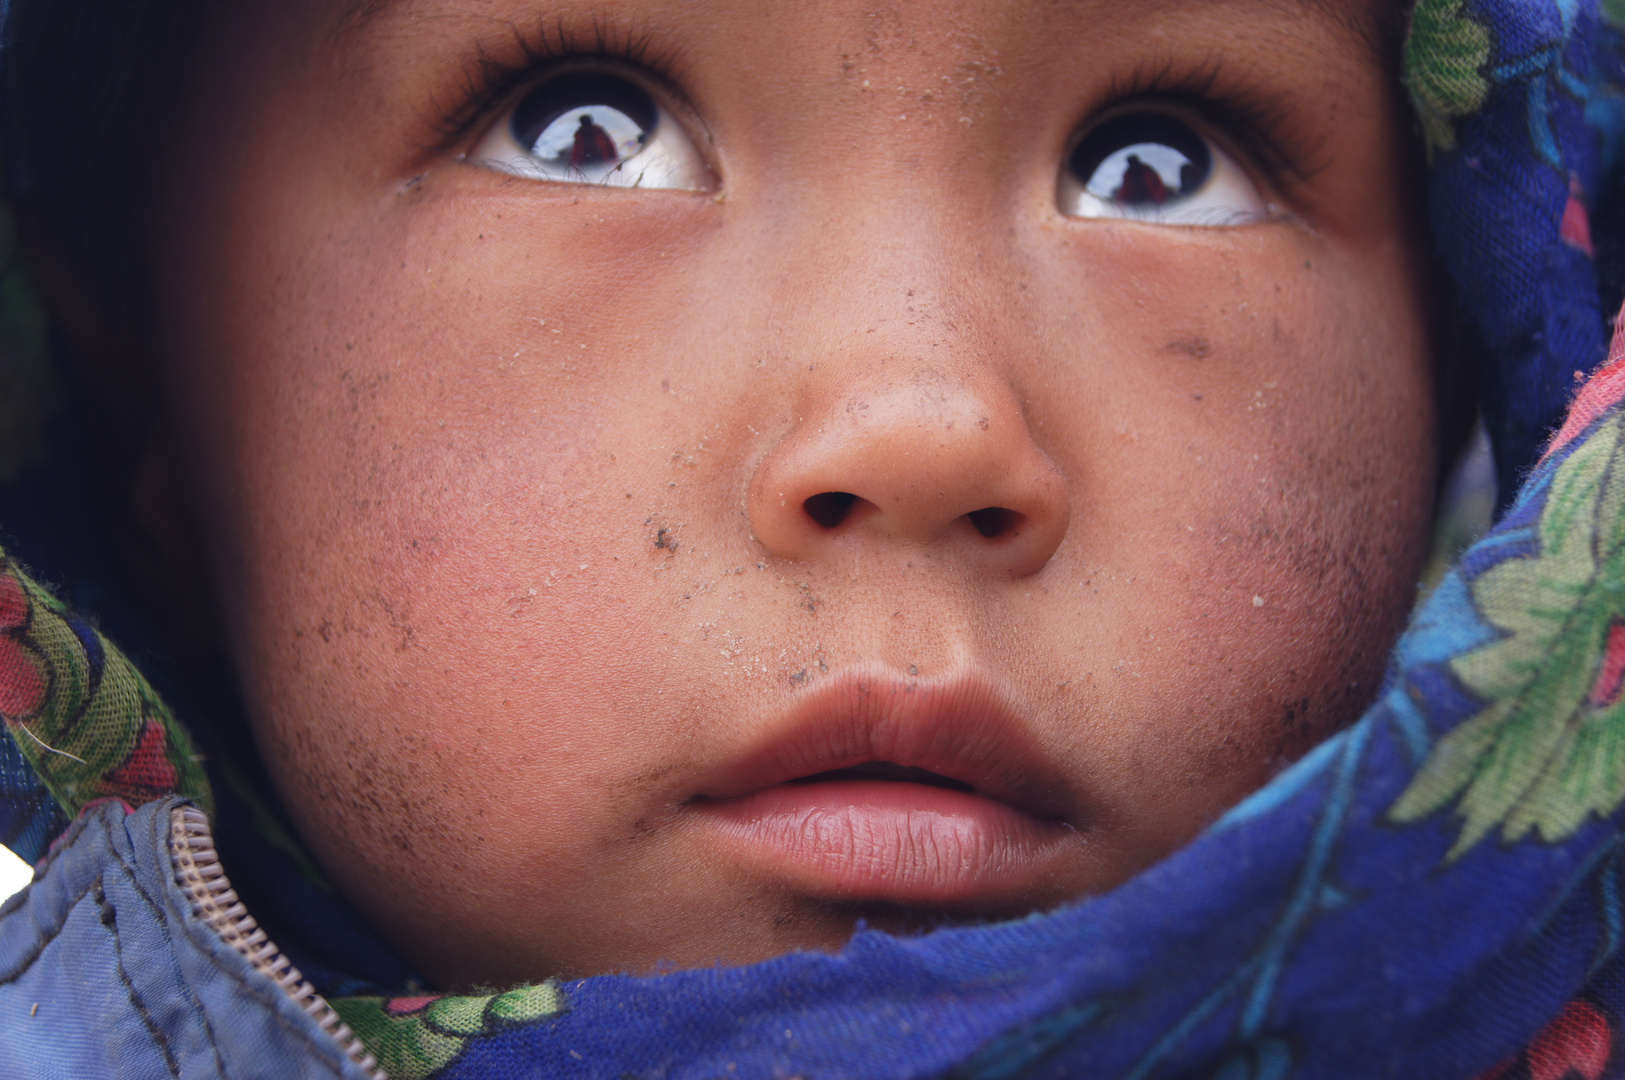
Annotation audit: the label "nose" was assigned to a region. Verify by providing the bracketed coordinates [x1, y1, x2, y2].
[748, 362, 1069, 578]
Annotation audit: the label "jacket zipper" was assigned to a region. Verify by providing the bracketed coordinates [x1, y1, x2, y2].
[168, 805, 386, 1080]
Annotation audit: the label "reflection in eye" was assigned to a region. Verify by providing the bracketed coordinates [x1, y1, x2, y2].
[470, 70, 710, 191]
[1058, 112, 1266, 225]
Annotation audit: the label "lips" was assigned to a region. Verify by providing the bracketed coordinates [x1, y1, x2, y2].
[687, 669, 1090, 909]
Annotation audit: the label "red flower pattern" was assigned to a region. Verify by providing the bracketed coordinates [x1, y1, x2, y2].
[1546, 302, 1625, 461]
[1528, 1000, 1612, 1080]
[1562, 174, 1596, 257]
[0, 571, 46, 721]
[1592, 623, 1625, 708]
[1472, 1000, 1615, 1080]
[100, 717, 181, 797]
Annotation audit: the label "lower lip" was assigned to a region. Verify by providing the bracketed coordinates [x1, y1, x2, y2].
[693, 780, 1082, 906]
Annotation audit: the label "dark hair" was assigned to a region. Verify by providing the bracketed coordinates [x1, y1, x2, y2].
[2, 0, 202, 384]
[0, 0, 213, 662]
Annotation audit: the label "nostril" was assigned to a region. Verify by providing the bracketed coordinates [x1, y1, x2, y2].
[967, 506, 1024, 539]
[804, 491, 859, 529]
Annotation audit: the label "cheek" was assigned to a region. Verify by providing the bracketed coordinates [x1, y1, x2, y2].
[167, 169, 706, 619]
[156, 179, 728, 884]
[1028, 223, 1435, 805]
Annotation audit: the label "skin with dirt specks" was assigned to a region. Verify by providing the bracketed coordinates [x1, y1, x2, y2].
[141, 0, 1434, 987]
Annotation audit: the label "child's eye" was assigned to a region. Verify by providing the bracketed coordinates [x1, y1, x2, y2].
[469, 69, 711, 191]
[1057, 111, 1266, 226]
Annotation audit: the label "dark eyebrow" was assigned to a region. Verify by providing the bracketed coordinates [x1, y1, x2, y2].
[1292, 0, 1409, 78]
[339, 0, 426, 38]
[342, 0, 398, 30]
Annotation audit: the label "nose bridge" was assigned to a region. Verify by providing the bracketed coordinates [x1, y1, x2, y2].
[754, 117, 1009, 329]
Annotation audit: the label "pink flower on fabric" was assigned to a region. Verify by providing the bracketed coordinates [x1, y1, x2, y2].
[1527, 999, 1612, 1080]
[1474, 1000, 1616, 1080]
[1546, 302, 1625, 460]
[1562, 174, 1596, 257]
[1590, 622, 1625, 707]
[384, 996, 441, 1016]
[0, 571, 46, 721]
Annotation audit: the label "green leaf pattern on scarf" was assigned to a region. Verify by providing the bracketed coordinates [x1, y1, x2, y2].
[332, 984, 567, 1080]
[1392, 417, 1625, 858]
[1404, 0, 1493, 157]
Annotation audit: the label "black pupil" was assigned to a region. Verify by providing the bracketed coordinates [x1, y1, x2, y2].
[1069, 113, 1212, 206]
[511, 72, 657, 170]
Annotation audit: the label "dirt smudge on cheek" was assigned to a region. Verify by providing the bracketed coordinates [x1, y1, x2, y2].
[263, 715, 468, 903]
[1164, 337, 1211, 359]
[1180, 436, 1428, 784]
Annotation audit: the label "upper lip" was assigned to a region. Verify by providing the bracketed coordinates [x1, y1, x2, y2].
[691, 665, 1078, 823]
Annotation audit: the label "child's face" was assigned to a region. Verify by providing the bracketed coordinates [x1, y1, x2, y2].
[152, 0, 1434, 985]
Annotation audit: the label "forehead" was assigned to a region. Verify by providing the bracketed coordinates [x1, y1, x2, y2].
[331, 0, 1396, 74]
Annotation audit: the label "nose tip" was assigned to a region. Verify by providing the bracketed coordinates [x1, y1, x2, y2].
[748, 369, 1069, 578]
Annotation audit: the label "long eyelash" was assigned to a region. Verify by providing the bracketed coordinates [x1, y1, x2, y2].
[429, 17, 689, 144]
[1099, 58, 1330, 188]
